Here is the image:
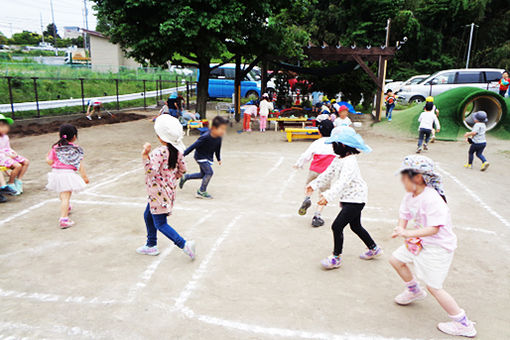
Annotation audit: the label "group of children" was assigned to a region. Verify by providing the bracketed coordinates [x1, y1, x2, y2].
[242, 93, 274, 132]
[295, 122, 477, 337]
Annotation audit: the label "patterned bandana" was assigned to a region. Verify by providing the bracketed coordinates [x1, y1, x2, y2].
[398, 155, 444, 197]
[55, 145, 84, 170]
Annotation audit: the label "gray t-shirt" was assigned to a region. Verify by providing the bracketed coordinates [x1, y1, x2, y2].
[471, 122, 486, 143]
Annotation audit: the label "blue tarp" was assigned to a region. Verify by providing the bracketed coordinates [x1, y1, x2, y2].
[337, 101, 357, 114]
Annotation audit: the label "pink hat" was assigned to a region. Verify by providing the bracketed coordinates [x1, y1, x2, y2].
[338, 105, 349, 112]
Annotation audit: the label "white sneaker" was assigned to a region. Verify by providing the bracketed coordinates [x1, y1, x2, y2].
[86, 115, 92, 120]
[183, 240, 196, 260]
[98, 116, 102, 120]
[394, 288, 427, 305]
[136, 245, 160, 256]
[437, 320, 477, 337]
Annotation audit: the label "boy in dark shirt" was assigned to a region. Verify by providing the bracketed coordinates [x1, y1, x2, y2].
[180, 116, 228, 198]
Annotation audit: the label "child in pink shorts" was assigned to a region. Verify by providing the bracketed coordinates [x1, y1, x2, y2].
[390, 155, 476, 337]
[0, 114, 30, 195]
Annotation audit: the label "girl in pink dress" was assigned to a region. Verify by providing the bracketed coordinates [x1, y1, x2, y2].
[136, 114, 196, 260]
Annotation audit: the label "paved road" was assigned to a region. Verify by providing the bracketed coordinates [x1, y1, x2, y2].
[0, 84, 192, 113]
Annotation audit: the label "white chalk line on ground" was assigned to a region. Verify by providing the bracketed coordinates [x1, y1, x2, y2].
[0, 321, 103, 339]
[0, 288, 116, 305]
[277, 169, 297, 199]
[127, 212, 214, 303]
[437, 165, 510, 229]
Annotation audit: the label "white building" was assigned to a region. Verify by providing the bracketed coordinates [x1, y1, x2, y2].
[63, 26, 81, 39]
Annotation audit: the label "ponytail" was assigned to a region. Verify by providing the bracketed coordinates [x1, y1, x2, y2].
[53, 124, 78, 147]
[167, 143, 178, 169]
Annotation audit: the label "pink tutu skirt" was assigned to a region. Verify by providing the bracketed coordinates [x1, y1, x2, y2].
[46, 169, 86, 193]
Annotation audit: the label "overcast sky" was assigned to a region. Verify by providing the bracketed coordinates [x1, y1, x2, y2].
[0, 0, 98, 37]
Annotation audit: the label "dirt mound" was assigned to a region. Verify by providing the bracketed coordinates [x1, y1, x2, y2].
[9, 113, 148, 137]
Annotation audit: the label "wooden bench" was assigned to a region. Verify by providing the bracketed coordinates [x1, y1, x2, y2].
[285, 128, 320, 142]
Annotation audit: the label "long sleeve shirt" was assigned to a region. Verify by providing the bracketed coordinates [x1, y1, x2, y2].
[183, 132, 222, 163]
[144, 147, 186, 215]
[294, 137, 336, 173]
[418, 111, 440, 130]
[310, 155, 367, 204]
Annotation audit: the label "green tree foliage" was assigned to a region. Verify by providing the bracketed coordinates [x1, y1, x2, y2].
[0, 32, 8, 45]
[8, 31, 42, 45]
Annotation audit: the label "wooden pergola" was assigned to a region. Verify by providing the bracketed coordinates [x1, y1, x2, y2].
[304, 46, 396, 121]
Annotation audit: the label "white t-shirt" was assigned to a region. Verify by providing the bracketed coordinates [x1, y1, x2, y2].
[471, 122, 486, 143]
[259, 100, 273, 116]
[418, 110, 440, 130]
[334, 117, 352, 127]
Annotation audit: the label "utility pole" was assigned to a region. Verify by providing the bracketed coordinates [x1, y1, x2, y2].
[83, 0, 90, 54]
[465, 23, 477, 69]
[50, 0, 57, 54]
[40, 13, 45, 43]
[375, 18, 391, 121]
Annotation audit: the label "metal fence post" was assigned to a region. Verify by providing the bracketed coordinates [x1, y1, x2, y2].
[6, 77, 15, 119]
[159, 75, 162, 100]
[155, 79, 158, 105]
[143, 80, 147, 110]
[115, 79, 120, 111]
[32, 77, 40, 118]
[175, 76, 179, 92]
[80, 78, 85, 113]
[186, 81, 190, 110]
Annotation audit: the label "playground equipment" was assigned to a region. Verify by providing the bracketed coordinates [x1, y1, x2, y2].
[285, 128, 320, 142]
[392, 87, 510, 140]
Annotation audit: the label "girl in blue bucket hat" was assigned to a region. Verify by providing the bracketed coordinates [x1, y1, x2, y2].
[306, 129, 382, 269]
[463, 111, 490, 171]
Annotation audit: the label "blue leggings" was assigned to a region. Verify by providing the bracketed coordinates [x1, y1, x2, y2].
[144, 204, 185, 248]
[185, 161, 213, 192]
[468, 142, 487, 164]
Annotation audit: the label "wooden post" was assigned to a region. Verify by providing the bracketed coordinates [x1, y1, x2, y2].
[234, 55, 242, 122]
[261, 59, 268, 95]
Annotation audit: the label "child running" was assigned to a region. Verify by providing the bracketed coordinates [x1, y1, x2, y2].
[416, 101, 440, 153]
[464, 111, 489, 171]
[385, 90, 397, 121]
[136, 115, 196, 260]
[307, 128, 382, 269]
[425, 96, 440, 142]
[390, 155, 476, 337]
[295, 119, 335, 227]
[46, 124, 89, 228]
[180, 116, 228, 199]
[0, 114, 30, 195]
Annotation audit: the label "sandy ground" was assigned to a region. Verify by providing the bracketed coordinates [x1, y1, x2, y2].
[1, 112, 509, 340]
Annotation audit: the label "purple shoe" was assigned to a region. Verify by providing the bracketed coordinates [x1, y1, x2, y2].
[320, 255, 342, 270]
[359, 246, 383, 260]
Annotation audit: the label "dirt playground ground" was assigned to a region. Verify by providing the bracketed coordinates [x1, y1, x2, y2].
[1, 112, 509, 340]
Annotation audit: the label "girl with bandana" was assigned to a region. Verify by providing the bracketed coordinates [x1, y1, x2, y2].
[46, 124, 89, 228]
[390, 155, 476, 337]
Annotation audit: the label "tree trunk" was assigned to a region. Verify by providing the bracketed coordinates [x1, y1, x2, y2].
[234, 55, 242, 122]
[196, 61, 211, 119]
[261, 59, 268, 95]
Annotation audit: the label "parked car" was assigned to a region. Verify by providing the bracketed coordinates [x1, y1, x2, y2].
[397, 68, 504, 104]
[198, 64, 276, 99]
[385, 74, 430, 94]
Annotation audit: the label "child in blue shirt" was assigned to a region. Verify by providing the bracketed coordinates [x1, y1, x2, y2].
[180, 116, 228, 198]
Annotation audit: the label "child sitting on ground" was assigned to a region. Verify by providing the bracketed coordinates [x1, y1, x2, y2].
[295, 119, 336, 227]
[390, 155, 476, 337]
[307, 128, 382, 269]
[46, 124, 89, 228]
[0, 114, 30, 195]
[416, 102, 440, 153]
[180, 116, 228, 199]
[136, 114, 196, 260]
[464, 111, 490, 171]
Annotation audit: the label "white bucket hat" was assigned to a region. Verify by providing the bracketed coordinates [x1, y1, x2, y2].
[154, 115, 186, 153]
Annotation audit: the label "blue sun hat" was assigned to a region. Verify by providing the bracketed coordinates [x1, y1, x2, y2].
[169, 92, 178, 99]
[0, 113, 14, 125]
[325, 128, 372, 153]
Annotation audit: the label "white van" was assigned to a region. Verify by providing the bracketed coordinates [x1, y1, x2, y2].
[397, 68, 504, 104]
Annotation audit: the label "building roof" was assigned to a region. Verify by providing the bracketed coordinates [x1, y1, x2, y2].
[81, 29, 106, 38]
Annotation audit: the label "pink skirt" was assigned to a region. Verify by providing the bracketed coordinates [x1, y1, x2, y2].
[46, 169, 86, 193]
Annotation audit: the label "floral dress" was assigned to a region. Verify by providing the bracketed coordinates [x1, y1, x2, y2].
[144, 146, 186, 215]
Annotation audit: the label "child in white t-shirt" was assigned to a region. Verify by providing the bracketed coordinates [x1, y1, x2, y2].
[417, 102, 440, 153]
[390, 155, 476, 338]
[258, 94, 273, 132]
[333, 105, 352, 128]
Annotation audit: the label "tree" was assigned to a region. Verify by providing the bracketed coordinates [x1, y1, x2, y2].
[8, 31, 42, 45]
[0, 32, 7, 45]
[43, 23, 60, 40]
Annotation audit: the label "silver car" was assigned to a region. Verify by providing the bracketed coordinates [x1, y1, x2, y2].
[397, 68, 505, 104]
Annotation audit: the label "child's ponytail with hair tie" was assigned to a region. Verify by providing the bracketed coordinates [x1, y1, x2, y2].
[53, 124, 78, 147]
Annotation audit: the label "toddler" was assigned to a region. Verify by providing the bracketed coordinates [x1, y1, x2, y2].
[464, 111, 489, 171]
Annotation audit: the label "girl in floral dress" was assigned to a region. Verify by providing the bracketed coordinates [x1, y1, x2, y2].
[136, 115, 196, 260]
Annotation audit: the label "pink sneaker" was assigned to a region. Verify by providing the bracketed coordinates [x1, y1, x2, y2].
[437, 320, 477, 337]
[359, 246, 383, 260]
[136, 245, 160, 256]
[59, 217, 75, 229]
[394, 288, 427, 305]
[320, 255, 342, 270]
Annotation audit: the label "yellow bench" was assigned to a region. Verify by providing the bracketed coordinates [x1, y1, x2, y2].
[186, 119, 208, 136]
[285, 128, 320, 142]
[0, 166, 7, 187]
